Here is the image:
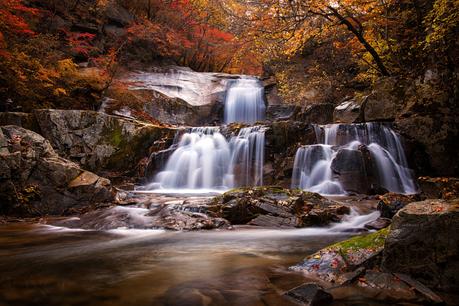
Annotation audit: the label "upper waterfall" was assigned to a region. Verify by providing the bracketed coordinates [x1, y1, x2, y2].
[224, 78, 266, 124]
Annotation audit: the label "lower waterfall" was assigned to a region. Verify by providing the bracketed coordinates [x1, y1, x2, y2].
[292, 123, 418, 195]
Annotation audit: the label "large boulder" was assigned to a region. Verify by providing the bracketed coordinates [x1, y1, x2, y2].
[0, 126, 114, 216]
[293, 103, 334, 124]
[381, 199, 459, 292]
[363, 77, 403, 121]
[376, 192, 422, 218]
[418, 176, 459, 199]
[209, 187, 350, 227]
[0, 112, 39, 132]
[331, 148, 369, 194]
[333, 97, 366, 123]
[33, 109, 176, 174]
[290, 228, 389, 283]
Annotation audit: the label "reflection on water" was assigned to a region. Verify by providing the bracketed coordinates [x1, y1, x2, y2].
[0, 222, 353, 306]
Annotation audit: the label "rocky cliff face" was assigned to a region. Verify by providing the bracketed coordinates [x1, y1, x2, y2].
[333, 72, 459, 177]
[0, 126, 114, 216]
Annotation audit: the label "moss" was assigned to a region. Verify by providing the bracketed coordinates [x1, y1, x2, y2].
[328, 227, 390, 255]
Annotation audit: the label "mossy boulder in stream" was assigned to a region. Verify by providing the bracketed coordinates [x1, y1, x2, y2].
[209, 186, 350, 227]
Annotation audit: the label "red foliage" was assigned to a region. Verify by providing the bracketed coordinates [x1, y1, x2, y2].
[64, 30, 97, 57]
[0, 0, 39, 57]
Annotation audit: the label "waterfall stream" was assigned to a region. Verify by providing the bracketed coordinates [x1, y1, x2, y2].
[147, 126, 266, 192]
[224, 78, 266, 124]
[292, 123, 418, 195]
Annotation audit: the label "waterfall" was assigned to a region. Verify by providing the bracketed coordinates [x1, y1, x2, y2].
[224, 78, 266, 124]
[292, 123, 418, 195]
[147, 126, 266, 192]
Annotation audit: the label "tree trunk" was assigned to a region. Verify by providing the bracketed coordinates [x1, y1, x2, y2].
[327, 6, 390, 76]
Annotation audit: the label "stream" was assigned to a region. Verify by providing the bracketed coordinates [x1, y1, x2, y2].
[0, 194, 382, 306]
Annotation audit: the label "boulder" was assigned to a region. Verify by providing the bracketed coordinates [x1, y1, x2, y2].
[418, 176, 459, 200]
[0, 112, 39, 132]
[293, 103, 334, 124]
[290, 228, 389, 283]
[381, 199, 459, 292]
[333, 97, 366, 123]
[331, 148, 369, 194]
[209, 187, 350, 227]
[363, 77, 403, 121]
[0, 126, 114, 216]
[33, 109, 176, 174]
[104, 2, 134, 26]
[285, 283, 333, 306]
[376, 192, 421, 218]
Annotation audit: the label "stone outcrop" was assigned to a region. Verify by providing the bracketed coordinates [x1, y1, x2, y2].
[381, 199, 459, 292]
[209, 187, 350, 227]
[32, 109, 176, 175]
[333, 97, 366, 123]
[376, 192, 422, 218]
[0, 125, 114, 216]
[418, 176, 459, 199]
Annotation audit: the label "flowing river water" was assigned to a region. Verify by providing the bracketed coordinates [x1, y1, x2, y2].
[0, 195, 387, 306]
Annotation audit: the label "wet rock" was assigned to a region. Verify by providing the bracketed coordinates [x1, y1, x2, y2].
[364, 217, 391, 230]
[264, 121, 316, 186]
[381, 199, 459, 292]
[333, 97, 366, 123]
[376, 192, 421, 218]
[331, 148, 369, 194]
[285, 283, 333, 306]
[291, 228, 389, 283]
[210, 187, 350, 227]
[418, 176, 459, 199]
[0, 126, 114, 216]
[33, 109, 176, 174]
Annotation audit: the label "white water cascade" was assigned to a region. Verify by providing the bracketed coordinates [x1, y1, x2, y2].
[147, 126, 265, 192]
[292, 123, 418, 195]
[224, 78, 266, 124]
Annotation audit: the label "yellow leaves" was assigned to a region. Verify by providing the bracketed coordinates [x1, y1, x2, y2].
[53, 88, 67, 96]
[57, 58, 78, 77]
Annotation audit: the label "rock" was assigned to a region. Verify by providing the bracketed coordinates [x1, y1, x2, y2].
[264, 121, 317, 186]
[333, 97, 366, 123]
[266, 105, 297, 121]
[104, 3, 134, 26]
[364, 217, 391, 230]
[33, 109, 176, 174]
[376, 192, 421, 218]
[0, 126, 114, 216]
[381, 199, 459, 292]
[210, 187, 350, 227]
[293, 103, 334, 124]
[418, 176, 459, 199]
[363, 77, 402, 121]
[331, 148, 369, 194]
[285, 283, 333, 306]
[0, 112, 39, 132]
[291, 228, 389, 283]
[396, 114, 458, 176]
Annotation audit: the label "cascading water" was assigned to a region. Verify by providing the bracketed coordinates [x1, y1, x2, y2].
[292, 122, 418, 195]
[224, 78, 266, 124]
[147, 126, 266, 192]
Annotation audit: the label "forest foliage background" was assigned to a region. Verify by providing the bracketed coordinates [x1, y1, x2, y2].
[0, 0, 457, 110]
